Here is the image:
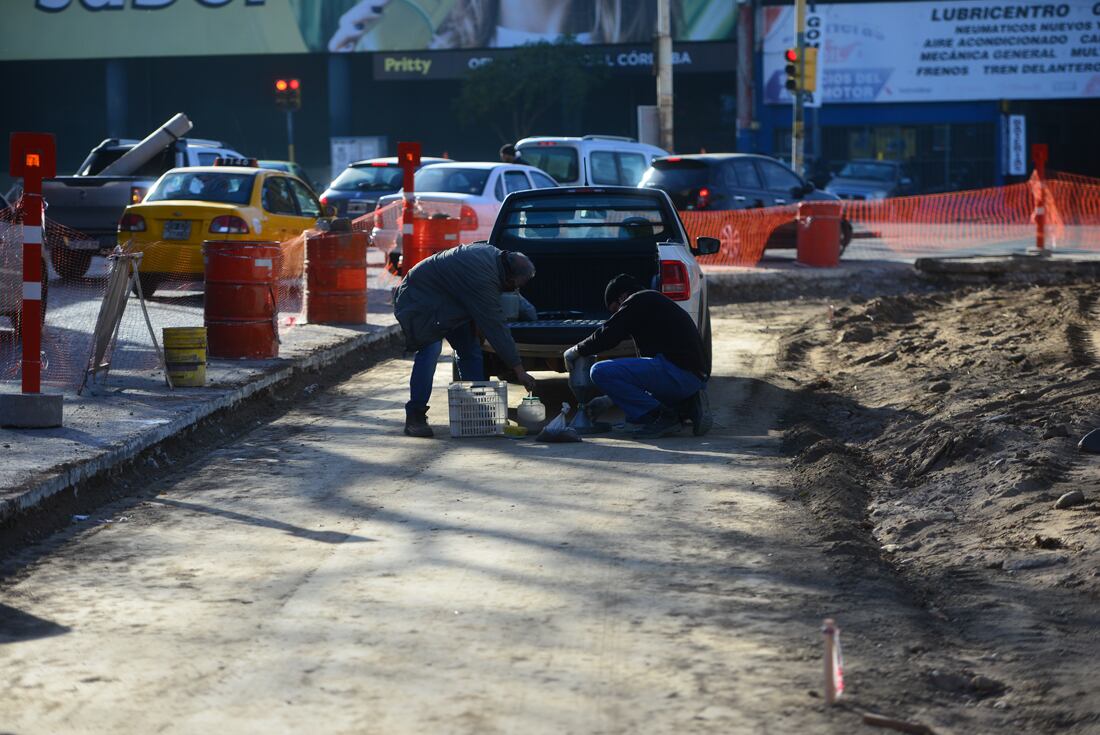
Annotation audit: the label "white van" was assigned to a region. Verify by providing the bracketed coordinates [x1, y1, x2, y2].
[515, 135, 668, 188]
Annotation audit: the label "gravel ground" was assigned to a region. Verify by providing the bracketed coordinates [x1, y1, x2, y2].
[771, 283, 1100, 734]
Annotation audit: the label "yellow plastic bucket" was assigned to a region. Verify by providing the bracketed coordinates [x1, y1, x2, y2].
[163, 327, 207, 387]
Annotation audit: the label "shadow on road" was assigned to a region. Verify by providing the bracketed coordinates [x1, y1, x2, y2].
[0, 603, 70, 645]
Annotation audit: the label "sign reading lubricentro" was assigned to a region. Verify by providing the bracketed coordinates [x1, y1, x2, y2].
[764, 0, 1100, 104]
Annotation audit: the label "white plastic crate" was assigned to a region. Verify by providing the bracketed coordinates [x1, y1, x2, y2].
[447, 380, 508, 438]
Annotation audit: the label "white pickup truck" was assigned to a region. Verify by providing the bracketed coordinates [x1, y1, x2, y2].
[43, 117, 244, 279]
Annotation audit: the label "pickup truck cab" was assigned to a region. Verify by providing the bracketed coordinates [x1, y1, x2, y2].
[481, 186, 718, 379]
[515, 135, 668, 187]
[44, 137, 245, 280]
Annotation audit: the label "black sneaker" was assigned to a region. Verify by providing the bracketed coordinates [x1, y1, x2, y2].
[404, 406, 434, 438]
[631, 406, 683, 439]
[682, 390, 713, 437]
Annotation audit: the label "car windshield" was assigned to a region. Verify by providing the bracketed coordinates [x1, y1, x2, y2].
[331, 164, 404, 191]
[501, 194, 670, 241]
[146, 171, 255, 204]
[837, 162, 898, 182]
[413, 167, 490, 195]
[516, 145, 579, 183]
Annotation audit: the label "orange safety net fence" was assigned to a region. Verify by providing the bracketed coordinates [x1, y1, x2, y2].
[691, 170, 1100, 267]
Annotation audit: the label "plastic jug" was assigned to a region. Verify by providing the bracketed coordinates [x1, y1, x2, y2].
[517, 394, 546, 431]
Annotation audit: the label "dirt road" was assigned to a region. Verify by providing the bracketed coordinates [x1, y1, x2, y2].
[0, 306, 1043, 734]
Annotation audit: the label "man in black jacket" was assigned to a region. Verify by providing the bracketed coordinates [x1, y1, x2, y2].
[564, 274, 711, 439]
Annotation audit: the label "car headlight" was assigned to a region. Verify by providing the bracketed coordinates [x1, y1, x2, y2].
[869, 190, 888, 200]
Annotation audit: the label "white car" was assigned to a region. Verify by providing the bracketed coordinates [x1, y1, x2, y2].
[515, 135, 668, 187]
[370, 162, 558, 269]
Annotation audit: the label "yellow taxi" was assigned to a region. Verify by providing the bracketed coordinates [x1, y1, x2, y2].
[117, 160, 326, 295]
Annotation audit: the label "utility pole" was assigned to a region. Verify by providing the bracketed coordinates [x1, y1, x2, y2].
[656, 0, 674, 152]
[791, 0, 806, 175]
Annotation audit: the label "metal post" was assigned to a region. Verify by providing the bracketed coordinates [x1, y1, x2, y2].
[286, 110, 296, 163]
[791, 0, 806, 175]
[656, 0, 674, 152]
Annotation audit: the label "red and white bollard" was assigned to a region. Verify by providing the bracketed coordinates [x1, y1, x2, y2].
[2, 132, 63, 428]
[1032, 143, 1049, 256]
[397, 141, 421, 275]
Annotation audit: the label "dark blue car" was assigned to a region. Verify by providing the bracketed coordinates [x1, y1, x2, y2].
[319, 156, 451, 219]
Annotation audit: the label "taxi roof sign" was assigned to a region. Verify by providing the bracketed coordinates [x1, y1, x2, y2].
[214, 156, 259, 167]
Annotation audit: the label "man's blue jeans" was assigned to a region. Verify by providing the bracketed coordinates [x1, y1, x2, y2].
[407, 325, 483, 411]
[590, 355, 704, 423]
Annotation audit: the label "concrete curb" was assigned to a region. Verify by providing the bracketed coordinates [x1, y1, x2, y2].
[1, 324, 403, 526]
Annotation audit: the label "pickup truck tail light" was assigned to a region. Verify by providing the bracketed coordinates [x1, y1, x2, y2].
[373, 206, 384, 230]
[118, 213, 146, 232]
[660, 259, 691, 301]
[130, 186, 148, 204]
[459, 204, 478, 231]
[209, 215, 250, 234]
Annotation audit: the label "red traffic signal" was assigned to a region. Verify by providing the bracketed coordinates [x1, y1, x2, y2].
[784, 48, 800, 92]
[275, 78, 302, 111]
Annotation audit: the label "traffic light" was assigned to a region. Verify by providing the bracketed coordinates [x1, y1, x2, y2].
[275, 78, 302, 111]
[784, 48, 800, 93]
[802, 47, 819, 93]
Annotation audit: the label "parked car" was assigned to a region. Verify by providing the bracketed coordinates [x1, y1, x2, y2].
[257, 160, 319, 193]
[320, 156, 451, 219]
[117, 163, 330, 296]
[371, 162, 558, 271]
[478, 186, 719, 380]
[825, 159, 916, 200]
[0, 192, 49, 339]
[639, 153, 852, 253]
[44, 115, 246, 280]
[515, 135, 667, 187]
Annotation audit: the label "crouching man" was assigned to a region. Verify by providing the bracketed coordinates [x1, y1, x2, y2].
[394, 244, 538, 437]
[564, 274, 711, 439]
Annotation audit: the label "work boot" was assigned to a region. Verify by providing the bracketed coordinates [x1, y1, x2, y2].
[680, 389, 713, 437]
[404, 405, 434, 438]
[631, 406, 683, 439]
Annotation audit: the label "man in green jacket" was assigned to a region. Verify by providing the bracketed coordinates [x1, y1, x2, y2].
[394, 243, 537, 437]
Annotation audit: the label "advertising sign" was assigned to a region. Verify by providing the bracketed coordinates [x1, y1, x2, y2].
[6, 0, 737, 61]
[764, 0, 1100, 105]
[371, 42, 736, 80]
[803, 2, 828, 108]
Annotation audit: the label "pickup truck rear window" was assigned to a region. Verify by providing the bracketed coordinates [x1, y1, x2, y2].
[147, 172, 255, 205]
[81, 147, 178, 178]
[501, 195, 669, 241]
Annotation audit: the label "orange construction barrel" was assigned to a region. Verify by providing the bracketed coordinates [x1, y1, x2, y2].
[402, 214, 461, 274]
[306, 231, 368, 324]
[203, 240, 281, 359]
[796, 201, 842, 268]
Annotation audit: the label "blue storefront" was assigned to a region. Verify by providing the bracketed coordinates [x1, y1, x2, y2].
[753, 0, 1100, 190]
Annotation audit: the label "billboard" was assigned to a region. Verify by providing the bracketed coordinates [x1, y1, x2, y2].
[6, 0, 736, 60]
[763, 0, 1100, 105]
